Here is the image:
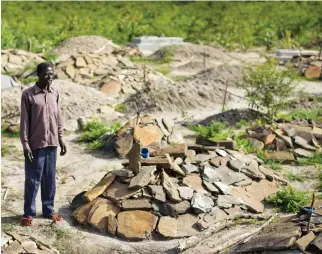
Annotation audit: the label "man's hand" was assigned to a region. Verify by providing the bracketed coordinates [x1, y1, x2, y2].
[23, 149, 34, 163]
[59, 138, 67, 156]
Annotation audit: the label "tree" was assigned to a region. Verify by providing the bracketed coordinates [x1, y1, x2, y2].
[238, 60, 295, 121]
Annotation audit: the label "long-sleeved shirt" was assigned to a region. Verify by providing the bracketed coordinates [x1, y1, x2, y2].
[20, 84, 64, 151]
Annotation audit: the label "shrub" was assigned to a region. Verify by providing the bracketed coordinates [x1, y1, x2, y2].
[238, 60, 295, 121]
[267, 186, 310, 213]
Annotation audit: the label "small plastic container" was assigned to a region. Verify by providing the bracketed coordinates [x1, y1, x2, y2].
[141, 148, 149, 159]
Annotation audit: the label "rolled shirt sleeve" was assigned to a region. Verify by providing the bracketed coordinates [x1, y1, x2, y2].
[20, 90, 31, 151]
[57, 93, 64, 138]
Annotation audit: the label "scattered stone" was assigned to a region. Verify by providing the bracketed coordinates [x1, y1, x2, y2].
[182, 174, 207, 194]
[162, 118, 174, 133]
[242, 160, 265, 180]
[104, 182, 141, 201]
[161, 171, 181, 202]
[197, 207, 229, 230]
[182, 164, 199, 174]
[177, 186, 194, 200]
[202, 181, 220, 194]
[121, 198, 152, 210]
[233, 177, 253, 187]
[170, 200, 191, 214]
[88, 200, 120, 233]
[228, 159, 245, 172]
[129, 166, 156, 189]
[9, 54, 22, 65]
[73, 198, 106, 224]
[258, 165, 274, 181]
[75, 56, 87, 67]
[294, 136, 316, 151]
[285, 128, 296, 137]
[117, 210, 158, 240]
[166, 154, 186, 176]
[152, 201, 178, 218]
[294, 148, 314, 158]
[216, 195, 242, 209]
[264, 134, 276, 146]
[309, 232, 322, 253]
[157, 216, 177, 238]
[214, 165, 248, 185]
[213, 181, 231, 195]
[174, 157, 183, 165]
[249, 138, 265, 151]
[112, 169, 134, 178]
[216, 148, 228, 157]
[191, 192, 214, 213]
[147, 185, 166, 202]
[2, 241, 24, 254]
[230, 188, 264, 213]
[223, 206, 242, 216]
[83, 173, 116, 202]
[186, 150, 196, 159]
[295, 231, 315, 251]
[66, 64, 76, 79]
[107, 215, 117, 236]
[191, 153, 213, 164]
[168, 130, 185, 144]
[156, 118, 170, 137]
[176, 213, 199, 237]
[71, 191, 87, 210]
[278, 135, 293, 148]
[99, 80, 121, 96]
[202, 165, 220, 182]
[21, 241, 38, 254]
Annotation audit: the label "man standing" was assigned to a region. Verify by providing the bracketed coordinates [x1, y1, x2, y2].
[20, 62, 67, 226]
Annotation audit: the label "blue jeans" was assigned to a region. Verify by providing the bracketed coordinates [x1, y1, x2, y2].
[24, 146, 57, 218]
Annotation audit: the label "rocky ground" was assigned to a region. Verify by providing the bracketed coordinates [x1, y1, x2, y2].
[1, 36, 322, 254]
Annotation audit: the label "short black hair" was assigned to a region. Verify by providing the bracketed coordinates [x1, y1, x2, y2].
[37, 62, 53, 74]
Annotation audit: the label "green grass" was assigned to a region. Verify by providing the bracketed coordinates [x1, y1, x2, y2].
[55, 228, 70, 239]
[1, 128, 20, 138]
[267, 162, 283, 171]
[189, 121, 230, 140]
[297, 152, 322, 166]
[2, 223, 14, 232]
[114, 103, 128, 113]
[172, 75, 187, 82]
[278, 108, 322, 121]
[43, 52, 58, 62]
[1, 143, 17, 157]
[155, 65, 171, 75]
[22, 76, 38, 85]
[286, 172, 303, 182]
[79, 119, 122, 150]
[267, 186, 310, 213]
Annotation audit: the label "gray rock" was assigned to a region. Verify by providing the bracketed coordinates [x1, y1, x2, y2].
[152, 201, 178, 218]
[147, 185, 166, 202]
[197, 207, 228, 230]
[129, 166, 156, 188]
[294, 148, 314, 158]
[216, 148, 228, 157]
[216, 195, 242, 209]
[192, 154, 213, 164]
[121, 198, 152, 210]
[191, 192, 214, 213]
[259, 165, 274, 181]
[215, 165, 248, 185]
[182, 164, 199, 174]
[285, 128, 296, 137]
[177, 186, 194, 200]
[170, 200, 191, 214]
[112, 169, 134, 178]
[213, 181, 231, 195]
[161, 171, 181, 202]
[202, 165, 220, 182]
[174, 157, 183, 165]
[294, 136, 316, 151]
[233, 178, 252, 187]
[186, 150, 196, 159]
[228, 159, 245, 172]
[249, 138, 264, 151]
[278, 135, 293, 148]
[162, 118, 174, 133]
[168, 130, 185, 144]
[242, 160, 265, 180]
[203, 181, 220, 194]
[156, 118, 170, 137]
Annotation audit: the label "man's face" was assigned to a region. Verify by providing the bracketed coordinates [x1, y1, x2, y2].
[38, 67, 54, 86]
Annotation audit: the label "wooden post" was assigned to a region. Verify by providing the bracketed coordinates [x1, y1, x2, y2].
[27, 39, 32, 52]
[222, 79, 228, 112]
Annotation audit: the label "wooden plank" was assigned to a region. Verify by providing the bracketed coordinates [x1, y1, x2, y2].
[128, 141, 141, 175]
[123, 156, 171, 169]
[187, 144, 225, 152]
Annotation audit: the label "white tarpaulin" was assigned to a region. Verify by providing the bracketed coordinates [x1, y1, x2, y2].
[1, 74, 21, 90]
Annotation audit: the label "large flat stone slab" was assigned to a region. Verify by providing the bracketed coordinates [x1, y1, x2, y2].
[176, 213, 199, 237]
[117, 210, 158, 240]
[104, 181, 141, 201]
[129, 166, 156, 189]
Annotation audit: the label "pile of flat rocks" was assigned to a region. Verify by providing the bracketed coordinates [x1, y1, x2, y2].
[1, 49, 45, 75]
[72, 144, 287, 241]
[54, 52, 171, 97]
[1, 231, 59, 254]
[246, 121, 322, 162]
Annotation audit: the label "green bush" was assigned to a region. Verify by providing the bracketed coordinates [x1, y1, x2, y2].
[238, 60, 295, 121]
[79, 119, 122, 150]
[267, 186, 310, 213]
[114, 103, 128, 113]
[189, 121, 230, 140]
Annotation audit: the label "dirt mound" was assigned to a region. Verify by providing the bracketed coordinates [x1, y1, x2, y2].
[198, 109, 265, 126]
[124, 66, 243, 113]
[1, 80, 121, 127]
[151, 43, 230, 63]
[52, 36, 118, 55]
